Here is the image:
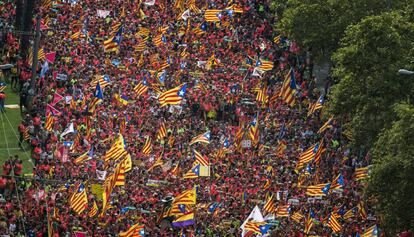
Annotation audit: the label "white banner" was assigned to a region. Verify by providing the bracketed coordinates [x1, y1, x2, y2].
[97, 9, 110, 18]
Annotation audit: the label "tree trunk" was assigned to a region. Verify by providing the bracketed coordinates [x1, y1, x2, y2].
[20, 0, 36, 59]
[15, 0, 24, 31]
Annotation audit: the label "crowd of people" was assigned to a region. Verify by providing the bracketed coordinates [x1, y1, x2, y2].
[0, 0, 379, 236]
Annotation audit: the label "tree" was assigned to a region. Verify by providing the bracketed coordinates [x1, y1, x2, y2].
[275, 0, 407, 59]
[326, 11, 414, 150]
[367, 103, 414, 235]
[15, 0, 24, 30]
[20, 0, 36, 58]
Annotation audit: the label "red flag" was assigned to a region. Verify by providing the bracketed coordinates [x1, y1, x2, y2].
[46, 104, 62, 116]
[40, 21, 49, 30]
[51, 93, 64, 106]
[53, 71, 58, 80]
[45, 52, 56, 64]
[74, 231, 87, 237]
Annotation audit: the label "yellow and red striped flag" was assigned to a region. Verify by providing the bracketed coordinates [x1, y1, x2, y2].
[141, 137, 152, 155]
[90, 75, 111, 88]
[304, 212, 314, 234]
[158, 84, 187, 107]
[263, 179, 271, 190]
[306, 183, 331, 196]
[328, 213, 342, 232]
[104, 134, 128, 162]
[44, 114, 54, 131]
[256, 59, 274, 71]
[69, 183, 88, 214]
[156, 122, 167, 140]
[354, 167, 369, 181]
[225, 4, 244, 13]
[263, 194, 276, 214]
[148, 153, 163, 172]
[189, 131, 211, 145]
[119, 223, 145, 237]
[280, 68, 296, 107]
[88, 201, 99, 217]
[307, 95, 325, 116]
[297, 143, 319, 169]
[291, 212, 304, 223]
[362, 225, 378, 237]
[192, 149, 209, 166]
[276, 204, 291, 217]
[204, 9, 222, 22]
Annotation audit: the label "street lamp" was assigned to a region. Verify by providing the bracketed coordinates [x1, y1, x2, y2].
[398, 69, 414, 76]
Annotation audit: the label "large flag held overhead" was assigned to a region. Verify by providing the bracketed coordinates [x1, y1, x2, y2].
[297, 143, 319, 169]
[244, 221, 271, 236]
[306, 183, 331, 196]
[88, 201, 99, 218]
[254, 85, 268, 105]
[156, 122, 167, 140]
[304, 212, 314, 234]
[88, 82, 104, 113]
[280, 68, 296, 106]
[44, 114, 54, 131]
[240, 205, 265, 237]
[204, 9, 222, 22]
[158, 83, 187, 107]
[90, 75, 111, 88]
[307, 95, 325, 116]
[173, 188, 196, 205]
[354, 167, 369, 181]
[318, 116, 334, 134]
[101, 160, 125, 215]
[141, 137, 153, 155]
[74, 148, 94, 165]
[330, 173, 345, 191]
[263, 194, 276, 214]
[69, 183, 88, 214]
[172, 212, 195, 227]
[328, 213, 342, 232]
[192, 149, 209, 166]
[189, 131, 211, 145]
[291, 212, 304, 223]
[183, 164, 200, 179]
[249, 114, 259, 145]
[256, 59, 274, 71]
[119, 223, 145, 237]
[61, 122, 75, 137]
[361, 225, 378, 237]
[276, 204, 291, 217]
[104, 134, 128, 162]
[134, 77, 149, 97]
[104, 26, 123, 52]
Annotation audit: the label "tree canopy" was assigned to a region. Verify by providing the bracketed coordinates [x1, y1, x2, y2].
[272, 0, 414, 234]
[367, 103, 414, 235]
[328, 11, 414, 150]
[274, 0, 411, 58]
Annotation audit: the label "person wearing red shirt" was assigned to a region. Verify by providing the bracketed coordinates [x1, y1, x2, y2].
[0, 91, 6, 113]
[33, 113, 41, 134]
[13, 156, 23, 176]
[2, 160, 12, 176]
[0, 176, 7, 196]
[18, 122, 26, 148]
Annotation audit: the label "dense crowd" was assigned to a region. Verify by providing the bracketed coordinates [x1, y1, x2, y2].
[0, 0, 378, 236]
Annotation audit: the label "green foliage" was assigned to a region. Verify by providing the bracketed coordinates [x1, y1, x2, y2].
[276, 0, 402, 57]
[327, 12, 414, 150]
[273, 0, 414, 233]
[367, 103, 414, 234]
[269, 0, 289, 20]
